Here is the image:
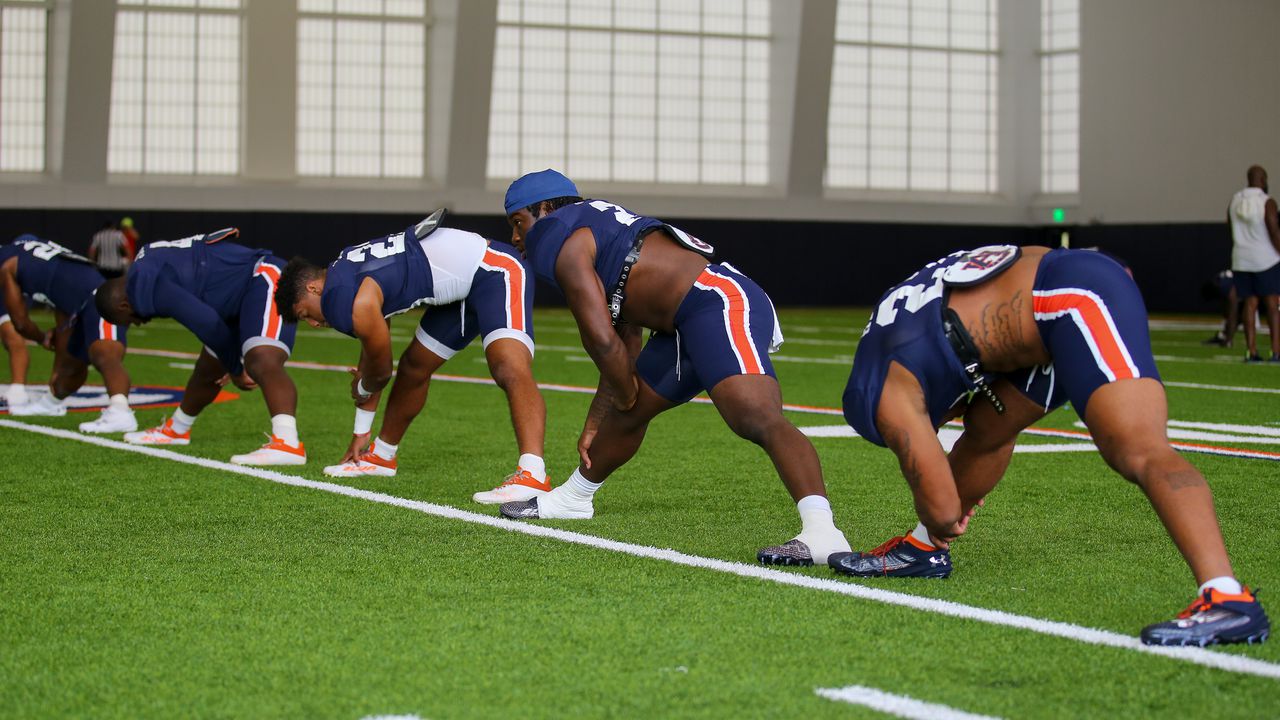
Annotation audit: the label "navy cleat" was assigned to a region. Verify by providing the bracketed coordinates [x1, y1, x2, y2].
[827, 534, 952, 579]
[1140, 587, 1270, 647]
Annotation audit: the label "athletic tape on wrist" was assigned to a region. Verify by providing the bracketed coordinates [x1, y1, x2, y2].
[353, 408, 375, 435]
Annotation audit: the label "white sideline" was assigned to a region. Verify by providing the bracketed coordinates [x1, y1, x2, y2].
[2, 417, 1279, 682]
[815, 685, 1001, 720]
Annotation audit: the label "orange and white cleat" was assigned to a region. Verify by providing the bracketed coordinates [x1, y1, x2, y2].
[473, 468, 551, 505]
[124, 417, 191, 445]
[230, 435, 307, 466]
[322, 449, 398, 478]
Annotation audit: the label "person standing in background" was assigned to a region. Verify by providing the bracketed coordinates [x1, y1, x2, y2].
[119, 217, 140, 258]
[1227, 165, 1280, 362]
[88, 220, 132, 279]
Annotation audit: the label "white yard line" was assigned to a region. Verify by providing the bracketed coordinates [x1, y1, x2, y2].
[1165, 381, 1280, 395]
[2, 417, 1278, 681]
[815, 686, 1001, 720]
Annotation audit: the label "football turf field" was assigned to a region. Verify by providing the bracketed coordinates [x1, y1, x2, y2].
[3, 308, 1279, 718]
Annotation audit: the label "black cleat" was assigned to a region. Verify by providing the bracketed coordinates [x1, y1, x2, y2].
[1141, 587, 1270, 647]
[758, 539, 815, 566]
[828, 534, 952, 578]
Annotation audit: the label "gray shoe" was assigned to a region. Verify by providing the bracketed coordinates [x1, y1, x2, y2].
[499, 498, 541, 519]
[757, 539, 814, 567]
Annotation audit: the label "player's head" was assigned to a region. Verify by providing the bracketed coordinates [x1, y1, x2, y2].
[504, 169, 581, 253]
[1248, 165, 1268, 192]
[276, 257, 328, 328]
[95, 277, 145, 326]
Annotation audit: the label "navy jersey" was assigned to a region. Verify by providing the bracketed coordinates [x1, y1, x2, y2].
[127, 234, 273, 374]
[321, 224, 436, 337]
[0, 236, 104, 314]
[523, 200, 664, 291]
[843, 247, 1021, 446]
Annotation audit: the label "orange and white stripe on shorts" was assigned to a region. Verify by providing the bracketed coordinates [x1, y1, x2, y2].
[98, 317, 118, 342]
[693, 267, 765, 375]
[253, 260, 285, 341]
[478, 248, 527, 333]
[1033, 287, 1140, 382]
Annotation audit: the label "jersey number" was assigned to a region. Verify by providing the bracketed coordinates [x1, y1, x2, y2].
[873, 278, 944, 327]
[20, 239, 72, 261]
[344, 233, 406, 263]
[588, 200, 640, 227]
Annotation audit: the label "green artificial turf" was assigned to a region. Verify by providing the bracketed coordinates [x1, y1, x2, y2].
[2, 308, 1279, 718]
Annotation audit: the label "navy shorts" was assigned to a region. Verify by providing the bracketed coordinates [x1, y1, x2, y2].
[414, 242, 534, 359]
[1006, 249, 1161, 418]
[1232, 262, 1280, 298]
[637, 263, 779, 403]
[66, 291, 128, 364]
[234, 256, 297, 357]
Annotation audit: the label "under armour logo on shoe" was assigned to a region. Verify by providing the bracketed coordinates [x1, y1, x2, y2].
[929, 556, 949, 565]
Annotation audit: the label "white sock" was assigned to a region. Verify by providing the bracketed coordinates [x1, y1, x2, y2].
[1199, 576, 1243, 596]
[372, 437, 398, 461]
[271, 414, 299, 446]
[559, 468, 602, 503]
[109, 393, 131, 411]
[6, 384, 28, 405]
[796, 495, 836, 534]
[518, 453, 546, 481]
[46, 392, 67, 407]
[171, 408, 198, 434]
[910, 522, 937, 548]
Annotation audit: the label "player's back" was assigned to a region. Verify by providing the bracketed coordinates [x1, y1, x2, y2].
[844, 248, 1020, 445]
[524, 200, 663, 290]
[3, 236, 104, 314]
[322, 225, 435, 336]
[130, 234, 269, 318]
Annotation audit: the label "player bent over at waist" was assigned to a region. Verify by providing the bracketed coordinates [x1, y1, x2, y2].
[837, 244, 1268, 646]
[1, 234, 135, 433]
[97, 228, 306, 466]
[499, 169, 852, 566]
[276, 210, 550, 503]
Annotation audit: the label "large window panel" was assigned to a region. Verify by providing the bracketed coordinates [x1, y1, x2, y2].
[828, 0, 999, 194]
[1041, 0, 1078, 194]
[489, 0, 771, 186]
[0, 0, 47, 173]
[108, 0, 241, 175]
[297, 0, 427, 178]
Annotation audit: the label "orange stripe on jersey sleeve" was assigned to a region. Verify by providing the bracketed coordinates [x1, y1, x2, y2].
[697, 270, 763, 375]
[482, 249, 526, 332]
[1032, 292, 1136, 381]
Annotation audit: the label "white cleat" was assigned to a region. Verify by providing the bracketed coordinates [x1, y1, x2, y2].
[78, 406, 138, 434]
[323, 453, 397, 478]
[499, 486, 593, 520]
[124, 417, 191, 445]
[230, 435, 307, 466]
[472, 469, 551, 504]
[8, 393, 67, 417]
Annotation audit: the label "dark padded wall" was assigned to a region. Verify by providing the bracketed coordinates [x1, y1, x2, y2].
[0, 209, 1230, 313]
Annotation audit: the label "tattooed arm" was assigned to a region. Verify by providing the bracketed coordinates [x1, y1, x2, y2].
[877, 361, 967, 546]
[577, 323, 645, 468]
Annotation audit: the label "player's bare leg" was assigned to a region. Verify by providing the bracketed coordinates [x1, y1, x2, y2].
[1084, 378, 1233, 584]
[70, 339, 137, 433]
[125, 348, 223, 446]
[501, 377, 675, 520]
[949, 379, 1049, 518]
[1089, 377, 1272, 645]
[12, 321, 73, 417]
[231, 345, 305, 466]
[1242, 295, 1261, 359]
[325, 340, 447, 479]
[1, 319, 30, 405]
[703, 374, 851, 565]
[473, 338, 551, 503]
[1263, 294, 1280, 358]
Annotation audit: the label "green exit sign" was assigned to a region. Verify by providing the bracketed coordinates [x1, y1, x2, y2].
[1052, 207, 1066, 224]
